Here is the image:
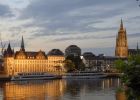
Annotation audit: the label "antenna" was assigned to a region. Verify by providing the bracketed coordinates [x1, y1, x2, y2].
[0, 33, 6, 57]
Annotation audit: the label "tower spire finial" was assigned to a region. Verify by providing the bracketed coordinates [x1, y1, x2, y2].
[6, 41, 14, 57]
[120, 19, 123, 30]
[20, 36, 25, 51]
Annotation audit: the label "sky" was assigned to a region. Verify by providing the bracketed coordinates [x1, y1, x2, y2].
[0, 0, 140, 56]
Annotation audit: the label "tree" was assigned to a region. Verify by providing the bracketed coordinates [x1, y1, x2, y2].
[64, 60, 75, 72]
[66, 55, 83, 70]
[115, 55, 140, 100]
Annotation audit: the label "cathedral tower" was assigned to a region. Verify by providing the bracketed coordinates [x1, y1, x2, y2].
[115, 19, 128, 58]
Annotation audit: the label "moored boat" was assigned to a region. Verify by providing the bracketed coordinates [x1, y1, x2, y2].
[11, 72, 62, 81]
[62, 72, 107, 79]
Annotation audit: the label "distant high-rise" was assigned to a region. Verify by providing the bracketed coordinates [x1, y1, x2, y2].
[115, 19, 128, 58]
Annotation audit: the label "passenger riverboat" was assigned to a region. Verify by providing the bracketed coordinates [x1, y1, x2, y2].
[62, 72, 107, 79]
[11, 72, 62, 81]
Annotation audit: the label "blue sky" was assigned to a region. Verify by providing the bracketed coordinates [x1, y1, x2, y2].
[0, 0, 140, 56]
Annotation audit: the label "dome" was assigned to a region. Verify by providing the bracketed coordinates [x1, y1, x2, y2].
[48, 49, 64, 56]
[66, 45, 80, 50]
[65, 45, 81, 56]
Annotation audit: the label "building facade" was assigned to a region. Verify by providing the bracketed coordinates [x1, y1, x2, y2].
[47, 49, 65, 72]
[82, 52, 122, 72]
[65, 45, 81, 57]
[4, 37, 65, 76]
[128, 43, 140, 56]
[82, 52, 96, 71]
[115, 19, 128, 58]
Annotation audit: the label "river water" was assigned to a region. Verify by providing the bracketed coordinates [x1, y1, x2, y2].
[0, 78, 121, 100]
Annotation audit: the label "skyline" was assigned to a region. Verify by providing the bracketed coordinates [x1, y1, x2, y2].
[0, 0, 140, 56]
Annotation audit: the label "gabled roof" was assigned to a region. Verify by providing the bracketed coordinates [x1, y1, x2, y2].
[14, 50, 47, 59]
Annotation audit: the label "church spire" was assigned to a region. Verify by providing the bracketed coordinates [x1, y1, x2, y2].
[6, 42, 14, 57]
[20, 36, 25, 51]
[115, 19, 128, 58]
[7, 42, 12, 52]
[120, 19, 124, 30]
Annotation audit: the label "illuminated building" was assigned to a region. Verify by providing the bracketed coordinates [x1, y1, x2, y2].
[115, 19, 128, 58]
[4, 36, 66, 76]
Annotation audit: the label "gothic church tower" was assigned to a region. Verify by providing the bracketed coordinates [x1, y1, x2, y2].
[20, 36, 25, 52]
[115, 19, 128, 58]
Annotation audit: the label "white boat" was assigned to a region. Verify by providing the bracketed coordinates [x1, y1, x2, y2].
[11, 72, 62, 81]
[62, 72, 107, 79]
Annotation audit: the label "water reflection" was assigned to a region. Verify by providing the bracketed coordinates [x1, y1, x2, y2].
[0, 78, 121, 100]
[3, 80, 66, 100]
[64, 78, 121, 100]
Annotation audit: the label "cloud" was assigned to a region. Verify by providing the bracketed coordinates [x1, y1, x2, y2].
[21, 0, 130, 19]
[0, 0, 139, 56]
[128, 33, 140, 38]
[0, 4, 13, 17]
[52, 34, 115, 42]
[51, 33, 140, 42]
[82, 47, 114, 56]
[30, 26, 116, 38]
[129, 16, 140, 20]
[0, 39, 20, 49]
[19, 0, 129, 38]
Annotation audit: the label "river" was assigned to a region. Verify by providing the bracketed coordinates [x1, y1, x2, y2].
[0, 78, 121, 100]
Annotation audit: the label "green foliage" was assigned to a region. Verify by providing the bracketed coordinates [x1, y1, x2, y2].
[115, 59, 127, 72]
[66, 55, 84, 70]
[64, 60, 75, 72]
[116, 86, 125, 93]
[115, 55, 140, 99]
[130, 55, 140, 65]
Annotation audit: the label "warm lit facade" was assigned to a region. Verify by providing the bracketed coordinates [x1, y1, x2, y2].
[4, 37, 66, 76]
[115, 20, 128, 58]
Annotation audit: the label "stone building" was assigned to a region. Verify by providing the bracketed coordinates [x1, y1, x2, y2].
[65, 45, 81, 57]
[115, 19, 128, 58]
[82, 52, 96, 71]
[128, 43, 140, 56]
[82, 52, 123, 72]
[4, 37, 65, 76]
[47, 49, 65, 72]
